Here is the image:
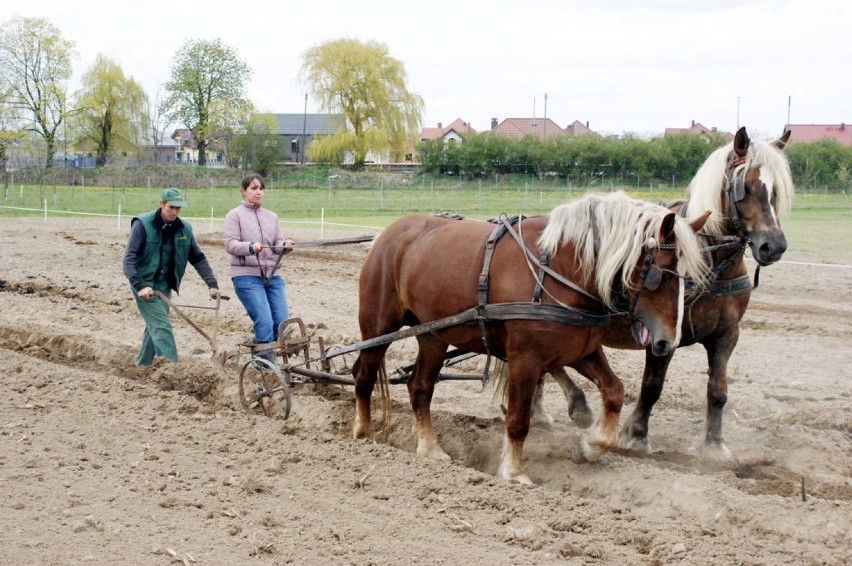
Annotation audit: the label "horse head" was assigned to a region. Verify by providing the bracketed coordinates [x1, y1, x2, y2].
[725, 127, 794, 265]
[624, 209, 710, 356]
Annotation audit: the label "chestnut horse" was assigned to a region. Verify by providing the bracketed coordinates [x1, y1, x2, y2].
[524, 127, 794, 461]
[351, 192, 709, 483]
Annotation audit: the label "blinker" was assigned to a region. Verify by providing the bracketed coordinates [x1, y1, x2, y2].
[644, 264, 663, 290]
[729, 178, 746, 203]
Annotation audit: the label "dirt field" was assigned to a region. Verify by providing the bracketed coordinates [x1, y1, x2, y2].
[0, 216, 849, 565]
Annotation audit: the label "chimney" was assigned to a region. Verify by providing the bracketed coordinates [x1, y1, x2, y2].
[491, 118, 498, 130]
[691, 120, 695, 127]
[586, 121, 589, 128]
[437, 122, 442, 129]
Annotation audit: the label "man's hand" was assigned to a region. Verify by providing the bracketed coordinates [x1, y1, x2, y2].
[138, 287, 154, 300]
[209, 288, 220, 300]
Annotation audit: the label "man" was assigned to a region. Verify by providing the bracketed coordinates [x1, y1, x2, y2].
[122, 187, 220, 366]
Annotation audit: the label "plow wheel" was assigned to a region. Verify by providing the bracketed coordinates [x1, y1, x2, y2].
[238, 358, 292, 420]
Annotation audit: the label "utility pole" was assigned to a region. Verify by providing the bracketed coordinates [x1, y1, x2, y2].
[543, 93, 548, 139]
[787, 95, 792, 127]
[301, 93, 308, 165]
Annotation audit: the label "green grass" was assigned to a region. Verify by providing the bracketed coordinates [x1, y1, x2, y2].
[2, 184, 849, 264]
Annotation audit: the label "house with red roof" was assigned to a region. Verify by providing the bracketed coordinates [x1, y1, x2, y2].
[420, 118, 477, 145]
[664, 120, 732, 141]
[489, 117, 567, 140]
[783, 123, 852, 145]
[565, 120, 598, 137]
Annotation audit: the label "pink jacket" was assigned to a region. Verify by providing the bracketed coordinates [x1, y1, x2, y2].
[223, 201, 286, 278]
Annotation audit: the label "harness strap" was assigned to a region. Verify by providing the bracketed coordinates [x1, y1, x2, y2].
[689, 274, 752, 300]
[678, 202, 756, 303]
[498, 217, 601, 302]
[478, 218, 522, 377]
[533, 250, 549, 303]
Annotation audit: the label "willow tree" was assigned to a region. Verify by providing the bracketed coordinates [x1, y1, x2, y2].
[75, 54, 149, 166]
[0, 16, 74, 167]
[300, 38, 423, 169]
[162, 38, 251, 166]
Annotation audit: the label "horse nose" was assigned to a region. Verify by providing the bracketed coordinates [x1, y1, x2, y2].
[652, 339, 674, 357]
[758, 236, 787, 264]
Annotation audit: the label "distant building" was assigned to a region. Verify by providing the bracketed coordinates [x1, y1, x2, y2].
[489, 117, 567, 140]
[564, 120, 598, 137]
[171, 129, 224, 166]
[488, 117, 598, 139]
[664, 120, 731, 141]
[783, 123, 852, 145]
[420, 118, 476, 146]
[272, 113, 345, 163]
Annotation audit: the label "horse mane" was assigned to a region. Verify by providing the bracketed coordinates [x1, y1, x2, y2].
[537, 191, 707, 306]
[686, 137, 795, 235]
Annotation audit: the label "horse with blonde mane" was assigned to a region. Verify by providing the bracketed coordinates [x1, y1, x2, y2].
[351, 192, 708, 483]
[525, 127, 795, 461]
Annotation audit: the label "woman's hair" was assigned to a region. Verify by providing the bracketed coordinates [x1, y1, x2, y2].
[241, 173, 265, 190]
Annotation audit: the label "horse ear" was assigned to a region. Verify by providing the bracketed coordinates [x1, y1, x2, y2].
[660, 212, 676, 242]
[689, 210, 711, 233]
[774, 129, 792, 151]
[734, 127, 750, 158]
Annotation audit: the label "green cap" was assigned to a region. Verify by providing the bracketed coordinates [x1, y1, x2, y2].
[161, 187, 188, 208]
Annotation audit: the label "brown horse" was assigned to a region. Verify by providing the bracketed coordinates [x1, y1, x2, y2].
[351, 192, 709, 483]
[526, 127, 794, 461]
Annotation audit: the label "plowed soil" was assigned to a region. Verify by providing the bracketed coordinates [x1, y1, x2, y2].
[1, 217, 849, 565]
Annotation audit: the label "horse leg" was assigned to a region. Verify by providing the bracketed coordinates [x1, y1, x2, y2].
[408, 334, 451, 461]
[528, 368, 593, 430]
[617, 349, 675, 453]
[550, 367, 594, 429]
[699, 333, 737, 461]
[498, 358, 541, 484]
[569, 347, 624, 463]
[529, 376, 554, 430]
[352, 346, 389, 440]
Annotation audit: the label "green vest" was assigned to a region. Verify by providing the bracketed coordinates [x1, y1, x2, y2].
[133, 210, 193, 292]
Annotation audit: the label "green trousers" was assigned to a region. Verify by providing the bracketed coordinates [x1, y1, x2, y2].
[131, 281, 178, 366]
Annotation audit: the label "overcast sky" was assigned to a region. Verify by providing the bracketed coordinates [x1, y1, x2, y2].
[11, 0, 850, 140]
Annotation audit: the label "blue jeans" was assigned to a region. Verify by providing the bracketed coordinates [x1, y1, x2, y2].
[232, 275, 289, 344]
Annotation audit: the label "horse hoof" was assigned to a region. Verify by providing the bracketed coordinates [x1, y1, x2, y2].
[697, 441, 733, 462]
[417, 444, 452, 462]
[352, 421, 372, 440]
[570, 436, 589, 464]
[618, 433, 651, 453]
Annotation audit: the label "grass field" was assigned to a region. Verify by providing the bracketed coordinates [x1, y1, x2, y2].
[2, 184, 849, 264]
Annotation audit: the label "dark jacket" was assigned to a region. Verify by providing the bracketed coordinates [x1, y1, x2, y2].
[122, 209, 218, 293]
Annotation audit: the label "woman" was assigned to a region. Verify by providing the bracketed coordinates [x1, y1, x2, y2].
[223, 173, 294, 363]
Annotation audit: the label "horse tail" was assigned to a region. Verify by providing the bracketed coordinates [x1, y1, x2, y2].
[377, 360, 392, 441]
[488, 359, 510, 409]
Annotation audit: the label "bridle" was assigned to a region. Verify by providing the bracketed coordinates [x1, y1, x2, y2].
[724, 154, 750, 242]
[679, 152, 761, 301]
[624, 240, 680, 323]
